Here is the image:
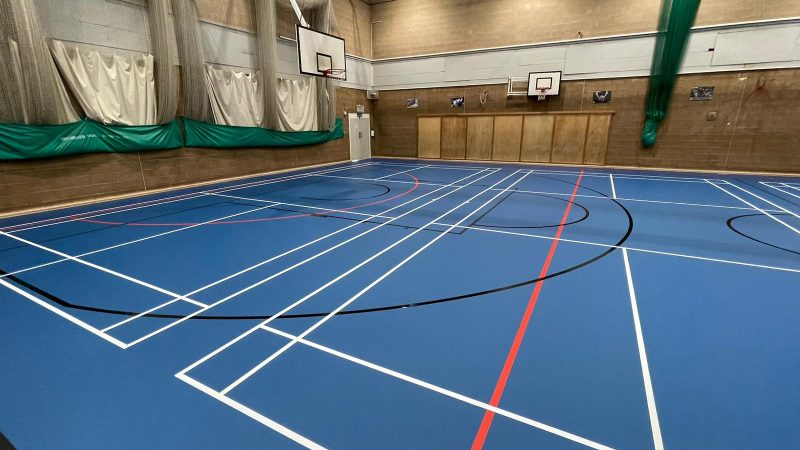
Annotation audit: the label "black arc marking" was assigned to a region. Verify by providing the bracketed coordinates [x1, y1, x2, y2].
[474, 191, 590, 230]
[727, 212, 800, 256]
[301, 183, 390, 201]
[2, 172, 632, 321]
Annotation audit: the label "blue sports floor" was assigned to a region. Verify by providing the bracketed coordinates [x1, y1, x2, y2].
[1, 158, 798, 449]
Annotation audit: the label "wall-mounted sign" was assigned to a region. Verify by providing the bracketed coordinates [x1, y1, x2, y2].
[450, 97, 465, 108]
[406, 98, 419, 109]
[592, 91, 612, 103]
[690, 86, 714, 101]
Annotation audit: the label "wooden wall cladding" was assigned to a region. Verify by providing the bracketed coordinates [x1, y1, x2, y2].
[492, 116, 524, 161]
[440, 116, 467, 159]
[552, 115, 589, 164]
[466, 116, 494, 160]
[418, 117, 442, 159]
[417, 112, 613, 165]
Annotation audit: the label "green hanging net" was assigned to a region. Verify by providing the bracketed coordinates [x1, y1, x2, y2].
[642, 0, 701, 147]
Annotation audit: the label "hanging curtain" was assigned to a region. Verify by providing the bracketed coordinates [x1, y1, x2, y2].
[173, 0, 211, 121]
[51, 41, 156, 126]
[641, 0, 701, 147]
[254, 0, 280, 130]
[276, 78, 318, 131]
[206, 65, 264, 127]
[148, 0, 179, 124]
[0, 0, 78, 124]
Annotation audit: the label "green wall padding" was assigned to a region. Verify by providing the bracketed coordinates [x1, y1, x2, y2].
[0, 119, 183, 160]
[183, 117, 344, 149]
[0, 117, 344, 160]
[642, 0, 701, 147]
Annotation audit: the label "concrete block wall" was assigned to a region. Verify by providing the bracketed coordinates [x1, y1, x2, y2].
[371, 69, 800, 173]
[371, 0, 800, 59]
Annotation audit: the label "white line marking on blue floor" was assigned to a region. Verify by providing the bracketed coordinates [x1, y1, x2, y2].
[258, 325, 614, 450]
[622, 249, 663, 450]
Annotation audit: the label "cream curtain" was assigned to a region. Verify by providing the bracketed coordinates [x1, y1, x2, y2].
[276, 78, 318, 131]
[206, 65, 264, 127]
[50, 41, 156, 126]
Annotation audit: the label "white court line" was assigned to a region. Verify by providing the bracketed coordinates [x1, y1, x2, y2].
[374, 164, 431, 180]
[706, 180, 800, 235]
[199, 194, 799, 274]
[622, 249, 664, 450]
[171, 168, 500, 363]
[430, 223, 800, 273]
[3, 162, 374, 234]
[120, 168, 497, 347]
[373, 161, 492, 171]
[375, 161, 724, 183]
[208, 193, 394, 221]
[1, 202, 281, 280]
[259, 325, 613, 450]
[219, 170, 529, 395]
[0, 230, 208, 309]
[314, 174, 779, 212]
[609, 174, 617, 199]
[721, 180, 800, 221]
[175, 373, 324, 450]
[0, 277, 127, 348]
[761, 182, 800, 201]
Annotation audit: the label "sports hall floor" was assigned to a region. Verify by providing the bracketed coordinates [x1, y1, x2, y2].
[1, 158, 798, 449]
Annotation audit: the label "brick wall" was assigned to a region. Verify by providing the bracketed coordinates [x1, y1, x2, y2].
[0, 88, 370, 213]
[371, 0, 800, 59]
[372, 69, 800, 173]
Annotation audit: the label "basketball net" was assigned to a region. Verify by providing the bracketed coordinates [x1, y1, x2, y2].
[536, 88, 548, 101]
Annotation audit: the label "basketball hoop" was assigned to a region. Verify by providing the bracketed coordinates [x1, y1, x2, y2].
[536, 88, 548, 101]
[321, 68, 346, 80]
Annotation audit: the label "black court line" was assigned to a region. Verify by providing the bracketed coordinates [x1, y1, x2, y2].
[727, 213, 800, 256]
[0, 172, 632, 322]
[301, 183, 391, 201]
[471, 191, 590, 230]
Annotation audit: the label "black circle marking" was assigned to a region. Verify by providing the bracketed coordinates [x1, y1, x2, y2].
[301, 183, 390, 201]
[475, 191, 590, 230]
[6, 172, 633, 321]
[727, 212, 800, 256]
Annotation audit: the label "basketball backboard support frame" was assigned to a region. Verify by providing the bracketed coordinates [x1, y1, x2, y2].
[296, 25, 347, 81]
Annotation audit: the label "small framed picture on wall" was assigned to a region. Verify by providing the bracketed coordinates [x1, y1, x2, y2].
[450, 96, 465, 108]
[406, 98, 419, 109]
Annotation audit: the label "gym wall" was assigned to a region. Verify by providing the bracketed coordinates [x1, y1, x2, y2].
[1, 0, 373, 213]
[371, 0, 800, 59]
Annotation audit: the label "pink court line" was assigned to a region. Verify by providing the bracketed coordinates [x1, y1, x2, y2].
[78, 173, 421, 227]
[471, 169, 584, 450]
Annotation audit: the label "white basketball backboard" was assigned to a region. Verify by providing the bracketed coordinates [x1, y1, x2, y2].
[527, 71, 562, 97]
[296, 25, 347, 80]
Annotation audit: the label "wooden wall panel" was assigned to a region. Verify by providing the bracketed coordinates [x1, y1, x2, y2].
[584, 115, 611, 165]
[520, 115, 555, 162]
[440, 116, 467, 159]
[552, 115, 588, 164]
[492, 116, 524, 161]
[466, 116, 494, 160]
[418, 117, 442, 159]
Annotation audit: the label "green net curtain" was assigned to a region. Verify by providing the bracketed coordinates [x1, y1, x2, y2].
[642, 0, 701, 147]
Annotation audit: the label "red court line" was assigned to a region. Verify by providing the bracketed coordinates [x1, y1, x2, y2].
[471, 170, 584, 450]
[78, 174, 421, 227]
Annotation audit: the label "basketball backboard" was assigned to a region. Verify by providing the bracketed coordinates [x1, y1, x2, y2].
[528, 71, 562, 98]
[296, 25, 347, 81]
